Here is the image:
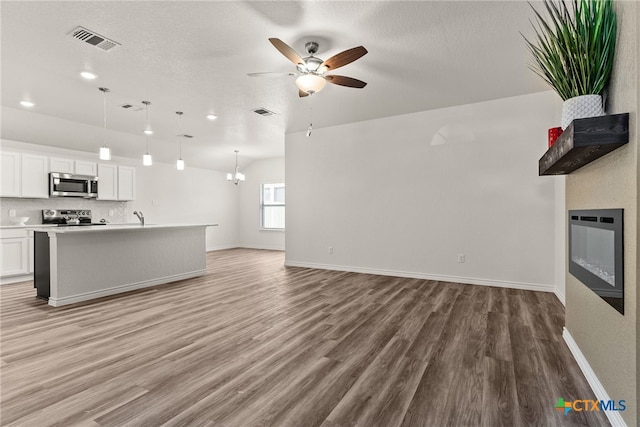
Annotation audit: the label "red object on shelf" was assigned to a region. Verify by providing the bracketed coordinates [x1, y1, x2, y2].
[548, 127, 563, 148]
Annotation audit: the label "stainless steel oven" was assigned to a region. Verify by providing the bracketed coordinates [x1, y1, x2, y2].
[49, 172, 98, 198]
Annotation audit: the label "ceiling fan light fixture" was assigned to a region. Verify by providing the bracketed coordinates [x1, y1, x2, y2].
[296, 74, 326, 95]
[304, 57, 323, 72]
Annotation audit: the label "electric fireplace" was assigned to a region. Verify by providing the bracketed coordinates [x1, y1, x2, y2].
[569, 209, 624, 314]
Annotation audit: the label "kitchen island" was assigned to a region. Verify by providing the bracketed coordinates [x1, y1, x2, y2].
[31, 223, 217, 307]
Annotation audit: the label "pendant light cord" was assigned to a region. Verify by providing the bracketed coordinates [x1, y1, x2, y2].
[99, 87, 110, 144]
[103, 91, 107, 137]
[177, 111, 183, 158]
[146, 105, 149, 152]
[143, 101, 151, 153]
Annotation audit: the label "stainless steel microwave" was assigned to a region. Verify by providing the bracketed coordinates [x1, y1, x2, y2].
[49, 172, 98, 198]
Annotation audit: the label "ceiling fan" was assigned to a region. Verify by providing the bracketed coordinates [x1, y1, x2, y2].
[249, 38, 368, 97]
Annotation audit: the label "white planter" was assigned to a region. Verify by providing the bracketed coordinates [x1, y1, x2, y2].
[561, 94, 604, 130]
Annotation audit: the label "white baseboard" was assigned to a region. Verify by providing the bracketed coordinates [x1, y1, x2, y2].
[562, 328, 628, 427]
[0, 274, 33, 285]
[238, 244, 285, 251]
[206, 244, 241, 251]
[554, 289, 566, 306]
[48, 270, 207, 307]
[283, 260, 556, 293]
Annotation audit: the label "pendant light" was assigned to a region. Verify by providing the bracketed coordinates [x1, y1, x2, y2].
[142, 101, 152, 166]
[226, 150, 245, 185]
[98, 87, 111, 160]
[176, 111, 185, 170]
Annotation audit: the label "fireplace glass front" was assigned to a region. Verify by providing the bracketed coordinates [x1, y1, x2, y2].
[568, 209, 623, 314]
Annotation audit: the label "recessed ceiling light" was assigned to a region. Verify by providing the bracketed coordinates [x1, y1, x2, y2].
[206, 114, 218, 121]
[80, 71, 97, 80]
[20, 100, 35, 108]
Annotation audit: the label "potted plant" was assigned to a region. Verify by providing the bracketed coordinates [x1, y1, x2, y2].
[523, 0, 617, 129]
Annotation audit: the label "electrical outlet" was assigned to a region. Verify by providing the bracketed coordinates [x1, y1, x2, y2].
[109, 210, 114, 217]
[328, 247, 334, 254]
[8, 210, 16, 217]
[458, 254, 465, 263]
[152, 199, 159, 206]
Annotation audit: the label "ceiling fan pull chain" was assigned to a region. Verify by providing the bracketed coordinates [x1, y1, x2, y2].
[307, 95, 313, 137]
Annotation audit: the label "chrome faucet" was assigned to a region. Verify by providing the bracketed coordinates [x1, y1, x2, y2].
[133, 211, 144, 226]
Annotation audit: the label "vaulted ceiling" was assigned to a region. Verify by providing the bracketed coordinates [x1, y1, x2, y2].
[1, 1, 548, 170]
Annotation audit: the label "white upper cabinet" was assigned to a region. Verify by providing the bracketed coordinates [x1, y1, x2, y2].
[117, 166, 136, 201]
[1, 152, 21, 197]
[49, 157, 75, 173]
[1, 149, 130, 200]
[97, 163, 118, 200]
[75, 160, 97, 176]
[21, 154, 49, 198]
[50, 157, 97, 176]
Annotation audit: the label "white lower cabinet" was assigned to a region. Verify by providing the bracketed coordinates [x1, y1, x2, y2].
[1, 229, 29, 277]
[28, 232, 34, 274]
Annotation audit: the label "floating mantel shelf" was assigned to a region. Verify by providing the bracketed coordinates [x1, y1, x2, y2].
[539, 113, 629, 176]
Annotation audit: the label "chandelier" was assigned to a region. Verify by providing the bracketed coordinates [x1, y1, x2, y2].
[226, 150, 245, 185]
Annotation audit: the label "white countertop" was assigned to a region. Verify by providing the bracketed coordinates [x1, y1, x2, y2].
[1, 224, 58, 229]
[28, 223, 218, 234]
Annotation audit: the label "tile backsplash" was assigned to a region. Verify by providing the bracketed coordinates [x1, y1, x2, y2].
[1, 198, 131, 226]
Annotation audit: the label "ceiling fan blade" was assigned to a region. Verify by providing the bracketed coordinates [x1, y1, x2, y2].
[325, 75, 367, 88]
[269, 38, 304, 66]
[247, 72, 296, 77]
[298, 90, 309, 97]
[320, 46, 367, 71]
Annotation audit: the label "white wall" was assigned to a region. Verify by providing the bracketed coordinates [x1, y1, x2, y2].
[131, 161, 239, 251]
[286, 91, 563, 292]
[0, 139, 238, 251]
[237, 157, 285, 250]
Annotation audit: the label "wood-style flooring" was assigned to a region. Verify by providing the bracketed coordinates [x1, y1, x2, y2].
[1, 248, 609, 426]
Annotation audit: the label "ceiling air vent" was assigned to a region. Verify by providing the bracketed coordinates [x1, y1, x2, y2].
[252, 107, 275, 117]
[119, 103, 144, 112]
[69, 26, 120, 51]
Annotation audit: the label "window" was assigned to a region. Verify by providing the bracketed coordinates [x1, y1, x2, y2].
[261, 183, 285, 229]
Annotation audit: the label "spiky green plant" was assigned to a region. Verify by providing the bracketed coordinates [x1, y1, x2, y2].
[522, 0, 616, 101]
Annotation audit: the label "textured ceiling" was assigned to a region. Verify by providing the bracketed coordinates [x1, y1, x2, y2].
[1, 1, 548, 170]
